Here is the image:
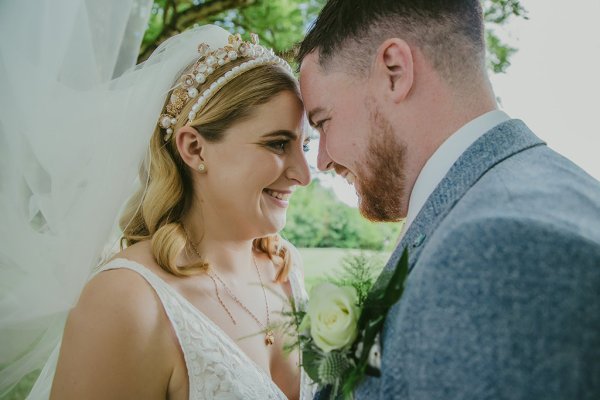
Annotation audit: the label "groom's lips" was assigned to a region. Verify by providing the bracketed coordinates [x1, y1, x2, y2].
[333, 164, 356, 185]
[338, 170, 356, 185]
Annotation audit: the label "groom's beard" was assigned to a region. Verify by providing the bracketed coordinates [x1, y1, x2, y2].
[355, 104, 406, 222]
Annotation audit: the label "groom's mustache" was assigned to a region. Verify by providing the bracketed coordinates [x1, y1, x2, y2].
[333, 164, 347, 175]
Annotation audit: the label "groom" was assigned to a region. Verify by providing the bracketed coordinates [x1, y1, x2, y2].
[298, 1, 600, 399]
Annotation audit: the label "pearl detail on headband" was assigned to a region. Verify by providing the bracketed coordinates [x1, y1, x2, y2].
[159, 33, 292, 142]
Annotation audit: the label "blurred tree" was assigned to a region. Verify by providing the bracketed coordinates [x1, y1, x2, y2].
[140, 0, 527, 73]
[281, 178, 403, 250]
[139, 0, 322, 62]
[484, 0, 528, 73]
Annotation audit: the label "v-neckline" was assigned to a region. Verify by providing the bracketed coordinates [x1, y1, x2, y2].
[105, 258, 290, 398]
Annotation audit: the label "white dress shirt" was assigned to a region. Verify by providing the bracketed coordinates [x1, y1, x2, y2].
[400, 110, 511, 237]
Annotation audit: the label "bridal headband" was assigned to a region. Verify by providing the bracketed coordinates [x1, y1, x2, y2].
[158, 33, 292, 141]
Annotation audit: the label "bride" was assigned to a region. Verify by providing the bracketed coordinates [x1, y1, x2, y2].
[50, 31, 312, 400]
[0, 1, 314, 399]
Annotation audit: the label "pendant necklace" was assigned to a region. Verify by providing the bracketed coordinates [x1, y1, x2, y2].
[188, 240, 274, 346]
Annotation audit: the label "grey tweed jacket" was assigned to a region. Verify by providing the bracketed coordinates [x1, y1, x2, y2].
[353, 119, 600, 400]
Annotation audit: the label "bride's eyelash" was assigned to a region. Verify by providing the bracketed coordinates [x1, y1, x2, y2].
[265, 138, 310, 153]
[266, 140, 289, 152]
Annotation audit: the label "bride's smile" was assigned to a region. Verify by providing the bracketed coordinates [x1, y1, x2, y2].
[264, 188, 293, 206]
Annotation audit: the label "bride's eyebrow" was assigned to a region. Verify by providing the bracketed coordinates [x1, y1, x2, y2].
[260, 130, 298, 140]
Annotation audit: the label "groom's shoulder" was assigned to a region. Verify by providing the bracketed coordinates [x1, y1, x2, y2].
[422, 212, 600, 291]
[454, 142, 600, 232]
[478, 138, 600, 199]
[414, 214, 600, 335]
[432, 213, 599, 254]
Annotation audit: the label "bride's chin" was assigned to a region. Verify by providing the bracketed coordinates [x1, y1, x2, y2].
[256, 202, 286, 233]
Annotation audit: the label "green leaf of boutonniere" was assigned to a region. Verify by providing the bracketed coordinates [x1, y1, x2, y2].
[341, 248, 409, 397]
[303, 347, 322, 383]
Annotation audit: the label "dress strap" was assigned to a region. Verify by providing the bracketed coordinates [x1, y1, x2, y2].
[94, 258, 196, 336]
[95, 258, 207, 395]
[96, 258, 177, 299]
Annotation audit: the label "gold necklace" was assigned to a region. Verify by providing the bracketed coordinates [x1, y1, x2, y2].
[187, 239, 275, 346]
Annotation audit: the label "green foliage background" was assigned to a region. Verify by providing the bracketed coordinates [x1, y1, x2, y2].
[140, 0, 527, 73]
[281, 178, 402, 251]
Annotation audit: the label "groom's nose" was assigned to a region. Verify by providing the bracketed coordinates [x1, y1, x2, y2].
[317, 134, 334, 171]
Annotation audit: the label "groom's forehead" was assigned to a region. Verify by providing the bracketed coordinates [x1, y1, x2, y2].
[299, 54, 325, 101]
[299, 52, 323, 82]
[300, 54, 347, 96]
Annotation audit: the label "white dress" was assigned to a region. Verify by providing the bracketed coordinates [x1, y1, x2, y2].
[97, 258, 315, 400]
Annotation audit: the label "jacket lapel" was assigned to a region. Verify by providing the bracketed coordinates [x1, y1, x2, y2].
[382, 119, 545, 276]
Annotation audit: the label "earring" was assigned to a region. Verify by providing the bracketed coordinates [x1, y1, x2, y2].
[197, 163, 207, 173]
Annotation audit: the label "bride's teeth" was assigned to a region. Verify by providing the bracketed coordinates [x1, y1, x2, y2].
[266, 189, 290, 201]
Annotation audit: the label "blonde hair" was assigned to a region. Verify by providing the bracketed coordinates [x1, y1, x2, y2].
[119, 59, 299, 282]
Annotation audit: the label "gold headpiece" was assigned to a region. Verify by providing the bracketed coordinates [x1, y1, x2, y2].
[158, 33, 292, 141]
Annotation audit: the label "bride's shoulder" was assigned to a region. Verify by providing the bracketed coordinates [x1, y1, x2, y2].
[107, 239, 155, 267]
[71, 240, 167, 338]
[75, 266, 163, 332]
[54, 242, 176, 396]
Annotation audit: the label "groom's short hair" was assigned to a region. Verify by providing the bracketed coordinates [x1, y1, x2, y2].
[297, 0, 486, 84]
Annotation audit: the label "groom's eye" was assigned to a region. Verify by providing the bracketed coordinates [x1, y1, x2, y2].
[314, 119, 330, 132]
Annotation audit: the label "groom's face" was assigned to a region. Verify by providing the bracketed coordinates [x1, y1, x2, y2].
[300, 52, 406, 221]
[299, 53, 371, 177]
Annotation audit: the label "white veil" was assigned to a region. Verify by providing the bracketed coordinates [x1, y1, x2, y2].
[0, 1, 233, 397]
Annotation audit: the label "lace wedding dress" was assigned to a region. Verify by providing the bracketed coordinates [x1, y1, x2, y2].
[26, 256, 316, 400]
[95, 258, 316, 400]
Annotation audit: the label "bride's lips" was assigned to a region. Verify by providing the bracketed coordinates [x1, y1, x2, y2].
[263, 188, 292, 208]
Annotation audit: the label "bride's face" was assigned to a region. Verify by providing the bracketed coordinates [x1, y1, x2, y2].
[199, 90, 311, 238]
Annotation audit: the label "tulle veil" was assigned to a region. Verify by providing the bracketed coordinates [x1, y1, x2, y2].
[0, 1, 233, 397]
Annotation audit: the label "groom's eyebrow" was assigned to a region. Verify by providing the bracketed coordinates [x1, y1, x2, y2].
[307, 107, 326, 127]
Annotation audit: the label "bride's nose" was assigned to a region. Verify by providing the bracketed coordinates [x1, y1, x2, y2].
[285, 147, 311, 186]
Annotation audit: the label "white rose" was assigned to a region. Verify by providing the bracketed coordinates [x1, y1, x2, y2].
[304, 283, 360, 353]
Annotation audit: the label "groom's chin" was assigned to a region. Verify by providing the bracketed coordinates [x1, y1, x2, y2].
[356, 186, 405, 223]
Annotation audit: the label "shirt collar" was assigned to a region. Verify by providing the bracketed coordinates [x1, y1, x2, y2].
[401, 110, 511, 234]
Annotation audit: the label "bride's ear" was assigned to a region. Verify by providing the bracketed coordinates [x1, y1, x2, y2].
[175, 126, 206, 168]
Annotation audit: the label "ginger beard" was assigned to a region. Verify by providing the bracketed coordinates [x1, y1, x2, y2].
[354, 103, 407, 222]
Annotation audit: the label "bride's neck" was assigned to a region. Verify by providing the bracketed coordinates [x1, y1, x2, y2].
[182, 212, 257, 276]
[194, 237, 256, 276]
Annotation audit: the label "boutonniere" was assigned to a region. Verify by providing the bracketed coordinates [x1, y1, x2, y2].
[286, 249, 409, 399]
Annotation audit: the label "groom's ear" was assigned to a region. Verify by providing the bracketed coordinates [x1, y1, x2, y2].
[176, 126, 206, 169]
[371, 38, 414, 104]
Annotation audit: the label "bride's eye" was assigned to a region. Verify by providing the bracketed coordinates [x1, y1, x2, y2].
[266, 140, 288, 153]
